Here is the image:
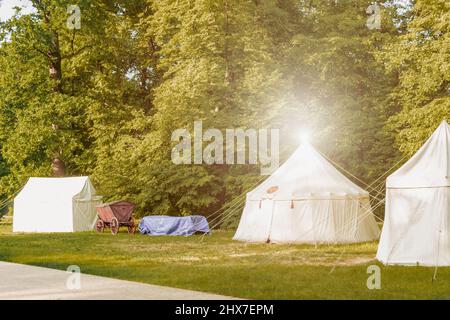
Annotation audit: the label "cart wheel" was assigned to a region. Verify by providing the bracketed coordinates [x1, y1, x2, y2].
[111, 217, 119, 235]
[127, 225, 136, 234]
[128, 219, 136, 234]
[96, 220, 105, 233]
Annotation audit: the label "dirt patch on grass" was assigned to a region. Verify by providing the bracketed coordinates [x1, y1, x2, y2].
[224, 249, 376, 266]
[281, 255, 376, 266]
[341, 256, 376, 265]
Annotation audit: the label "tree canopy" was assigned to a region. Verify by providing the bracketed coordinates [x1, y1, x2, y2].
[0, 0, 448, 222]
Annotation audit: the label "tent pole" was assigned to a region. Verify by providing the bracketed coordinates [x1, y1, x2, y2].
[266, 200, 276, 243]
[432, 192, 445, 282]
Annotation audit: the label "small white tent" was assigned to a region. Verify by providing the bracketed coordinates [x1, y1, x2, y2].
[377, 120, 450, 266]
[13, 177, 102, 233]
[233, 143, 380, 243]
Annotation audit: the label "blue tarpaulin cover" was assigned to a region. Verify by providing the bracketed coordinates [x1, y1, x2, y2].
[139, 215, 211, 236]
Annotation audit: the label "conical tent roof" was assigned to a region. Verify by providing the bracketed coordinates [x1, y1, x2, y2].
[248, 143, 368, 200]
[387, 120, 450, 188]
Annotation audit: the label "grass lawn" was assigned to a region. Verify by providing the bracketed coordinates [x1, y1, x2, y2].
[0, 223, 449, 299]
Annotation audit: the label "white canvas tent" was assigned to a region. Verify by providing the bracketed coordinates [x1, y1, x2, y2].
[233, 143, 380, 243]
[13, 176, 102, 233]
[377, 120, 450, 266]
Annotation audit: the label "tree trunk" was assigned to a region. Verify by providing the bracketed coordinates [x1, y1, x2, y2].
[43, 9, 66, 177]
[51, 158, 66, 177]
[48, 31, 62, 93]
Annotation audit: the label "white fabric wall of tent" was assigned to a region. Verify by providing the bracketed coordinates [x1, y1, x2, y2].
[13, 177, 102, 233]
[377, 120, 450, 266]
[233, 143, 380, 244]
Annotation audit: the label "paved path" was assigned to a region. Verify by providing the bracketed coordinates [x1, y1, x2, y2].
[0, 261, 237, 300]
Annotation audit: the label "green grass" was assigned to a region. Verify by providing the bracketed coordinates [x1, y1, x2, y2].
[0, 223, 449, 299]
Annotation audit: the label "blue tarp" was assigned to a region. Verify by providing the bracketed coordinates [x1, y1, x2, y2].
[139, 215, 211, 236]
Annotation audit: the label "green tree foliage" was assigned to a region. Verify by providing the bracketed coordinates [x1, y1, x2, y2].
[0, 0, 105, 193]
[135, 0, 285, 216]
[381, 0, 449, 154]
[272, 0, 402, 185]
[0, 0, 446, 222]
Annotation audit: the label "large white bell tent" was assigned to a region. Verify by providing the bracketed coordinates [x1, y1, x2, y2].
[13, 177, 102, 233]
[377, 120, 450, 266]
[233, 142, 380, 244]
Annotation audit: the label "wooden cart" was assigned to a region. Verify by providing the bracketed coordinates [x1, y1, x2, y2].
[95, 201, 136, 234]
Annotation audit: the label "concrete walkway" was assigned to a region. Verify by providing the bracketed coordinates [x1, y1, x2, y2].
[0, 261, 237, 300]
